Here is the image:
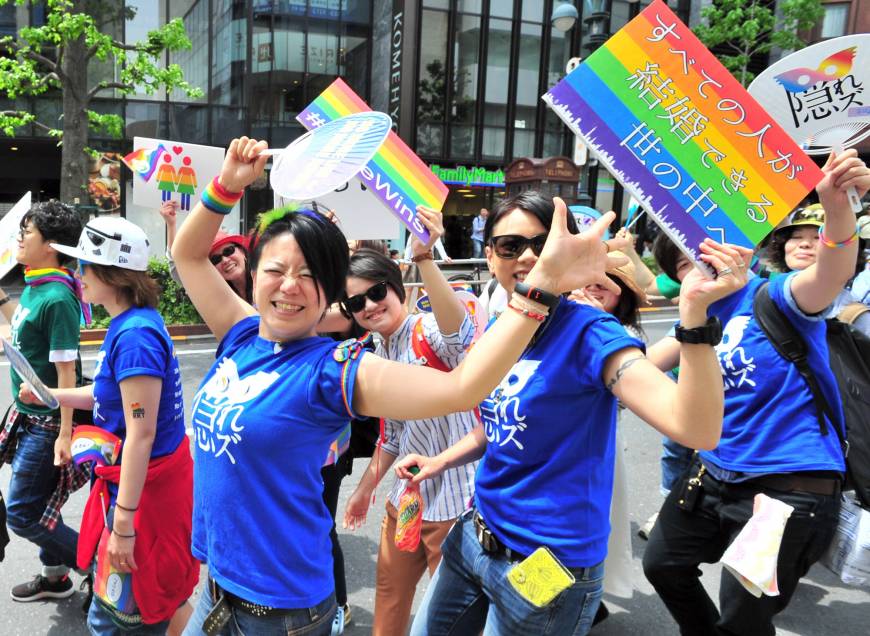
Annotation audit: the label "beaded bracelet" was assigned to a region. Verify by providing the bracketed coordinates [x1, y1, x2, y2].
[508, 300, 547, 322]
[818, 224, 859, 248]
[200, 176, 243, 215]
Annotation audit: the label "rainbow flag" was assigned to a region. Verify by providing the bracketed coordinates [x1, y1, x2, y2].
[122, 144, 166, 182]
[297, 79, 449, 243]
[94, 529, 136, 616]
[543, 1, 823, 265]
[71, 425, 122, 467]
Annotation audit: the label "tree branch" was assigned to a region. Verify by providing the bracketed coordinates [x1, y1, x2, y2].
[87, 81, 133, 100]
[0, 111, 55, 133]
[111, 39, 142, 52]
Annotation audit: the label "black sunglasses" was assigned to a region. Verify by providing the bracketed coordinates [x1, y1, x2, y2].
[343, 280, 389, 314]
[209, 244, 237, 265]
[489, 233, 548, 259]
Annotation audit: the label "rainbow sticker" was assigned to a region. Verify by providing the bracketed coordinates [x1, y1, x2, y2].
[71, 425, 122, 467]
[297, 79, 449, 244]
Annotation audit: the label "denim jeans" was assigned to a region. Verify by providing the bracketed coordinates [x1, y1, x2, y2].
[472, 240, 484, 259]
[660, 436, 694, 496]
[409, 509, 605, 636]
[5, 419, 79, 574]
[183, 575, 336, 636]
[87, 597, 169, 635]
[642, 456, 841, 636]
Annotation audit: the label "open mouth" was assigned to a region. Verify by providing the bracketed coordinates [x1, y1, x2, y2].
[364, 307, 387, 322]
[272, 301, 303, 315]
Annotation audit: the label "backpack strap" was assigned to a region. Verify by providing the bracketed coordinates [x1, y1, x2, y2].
[752, 283, 844, 454]
[837, 302, 870, 326]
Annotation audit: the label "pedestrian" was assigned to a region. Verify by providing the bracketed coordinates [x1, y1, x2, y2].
[171, 136, 621, 636]
[642, 149, 870, 636]
[342, 207, 478, 636]
[395, 190, 743, 636]
[471, 208, 488, 259]
[0, 201, 85, 604]
[42, 216, 198, 634]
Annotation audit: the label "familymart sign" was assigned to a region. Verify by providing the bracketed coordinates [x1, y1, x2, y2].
[430, 164, 505, 187]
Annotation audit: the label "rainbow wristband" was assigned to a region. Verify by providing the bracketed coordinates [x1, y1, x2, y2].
[818, 224, 859, 248]
[200, 176, 243, 215]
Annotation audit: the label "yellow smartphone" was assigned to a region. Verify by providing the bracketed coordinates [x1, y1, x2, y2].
[506, 546, 576, 608]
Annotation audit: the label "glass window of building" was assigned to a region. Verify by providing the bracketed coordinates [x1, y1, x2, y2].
[490, 0, 514, 19]
[481, 17, 512, 160]
[521, 0, 544, 22]
[125, 0, 166, 101]
[514, 21, 542, 160]
[543, 25, 572, 157]
[450, 13, 481, 159]
[169, 0, 209, 104]
[212, 0, 247, 107]
[417, 8, 449, 157]
[821, 4, 849, 38]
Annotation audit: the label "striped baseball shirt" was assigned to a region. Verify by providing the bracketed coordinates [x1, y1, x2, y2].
[378, 311, 479, 521]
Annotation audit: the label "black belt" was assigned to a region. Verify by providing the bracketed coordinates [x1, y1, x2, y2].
[744, 473, 841, 497]
[208, 578, 306, 619]
[473, 510, 527, 562]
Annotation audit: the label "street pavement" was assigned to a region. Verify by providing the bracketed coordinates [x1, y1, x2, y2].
[0, 309, 867, 635]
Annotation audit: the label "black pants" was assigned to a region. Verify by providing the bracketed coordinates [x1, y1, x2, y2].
[642, 457, 840, 636]
[322, 454, 352, 606]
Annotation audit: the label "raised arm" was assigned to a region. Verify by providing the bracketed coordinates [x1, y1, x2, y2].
[412, 206, 466, 335]
[791, 150, 870, 314]
[353, 201, 627, 421]
[606, 241, 752, 450]
[171, 138, 267, 341]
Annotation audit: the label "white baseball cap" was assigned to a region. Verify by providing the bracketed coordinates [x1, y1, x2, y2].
[51, 216, 150, 271]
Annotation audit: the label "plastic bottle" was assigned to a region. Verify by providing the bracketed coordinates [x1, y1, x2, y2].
[394, 466, 423, 552]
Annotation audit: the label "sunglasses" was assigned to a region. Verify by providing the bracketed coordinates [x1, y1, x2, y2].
[343, 280, 389, 314]
[209, 244, 237, 265]
[76, 259, 92, 275]
[489, 233, 548, 259]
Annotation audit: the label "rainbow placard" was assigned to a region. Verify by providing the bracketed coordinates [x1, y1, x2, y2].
[71, 425, 122, 467]
[543, 0, 823, 272]
[297, 79, 449, 243]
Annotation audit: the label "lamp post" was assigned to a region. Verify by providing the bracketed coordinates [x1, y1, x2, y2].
[551, 1, 580, 32]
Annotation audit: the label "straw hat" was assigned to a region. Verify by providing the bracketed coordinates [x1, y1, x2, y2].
[607, 250, 649, 306]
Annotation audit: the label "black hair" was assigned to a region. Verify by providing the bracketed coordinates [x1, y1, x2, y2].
[347, 248, 406, 305]
[652, 233, 684, 283]
[483, 191, 579, 244]
[21, 200, 82, 261]
[353, 240, 389, 256]
[249, 208, 349, 305]
[608, 273, 643, 336]
[765, 227, 795, 273]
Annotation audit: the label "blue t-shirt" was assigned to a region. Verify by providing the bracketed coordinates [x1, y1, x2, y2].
[190, 316, 363, 608]
[474, 300, 642, 568]
[92, 306, 185, 469]
[699, 273, 845, 474]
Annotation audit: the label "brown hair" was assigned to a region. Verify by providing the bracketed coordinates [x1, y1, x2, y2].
[89, 263, 160, 308]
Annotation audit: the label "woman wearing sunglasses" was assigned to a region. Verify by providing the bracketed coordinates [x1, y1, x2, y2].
[20, 216, 198, 634]
[161, 201, 253, 303]
[341, 207, 478, 636]
[395, 190, 747, 635]
[170, 137, 657, 636]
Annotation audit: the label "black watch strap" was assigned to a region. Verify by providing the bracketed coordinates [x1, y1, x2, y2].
[513, 282, 560, 309]
[674, 316, 723, 345]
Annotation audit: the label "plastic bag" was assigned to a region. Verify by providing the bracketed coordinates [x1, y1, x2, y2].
[394, 468, 423, 552]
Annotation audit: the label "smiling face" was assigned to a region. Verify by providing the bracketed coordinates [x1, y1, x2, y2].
[585, 280, 621, 313]
[16, 222, 56, 268]
[76, 262, 115, 307]
[345, 276, 406, 336]
[484, 208, 547, 295]
[252, 232, 326, 342]
[674, 254, 694, 282]
[210, 243, 247, 285]
[784, 226, 820, 271]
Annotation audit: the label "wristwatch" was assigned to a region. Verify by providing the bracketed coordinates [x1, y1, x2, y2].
[513, 282, 560, 309]
[674, 316, 723, 345]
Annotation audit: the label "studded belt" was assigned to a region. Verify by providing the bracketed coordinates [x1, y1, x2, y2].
[208, 578, 290, 618]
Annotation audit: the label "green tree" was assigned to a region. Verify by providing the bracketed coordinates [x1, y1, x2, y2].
[695, 0, 824, 86]
[0, 0, 202, 202]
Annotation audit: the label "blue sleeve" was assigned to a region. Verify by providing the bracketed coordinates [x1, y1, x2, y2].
[308, 345, 366, 422]
[773, 272, 829, 327]
[111, 325, 169, 382]
[576, 311, 645, 390]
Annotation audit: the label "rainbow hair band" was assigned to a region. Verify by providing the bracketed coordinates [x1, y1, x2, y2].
[201, 176, 243, 215]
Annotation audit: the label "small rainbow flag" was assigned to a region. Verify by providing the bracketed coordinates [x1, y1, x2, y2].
[71, 425, 122, 467]
[94, 529, 136, 616]
[543, 1, 823, 263]
[323, 422, 352, 467]
[297, 79, 449, 243]
[122, 144, 166, 182]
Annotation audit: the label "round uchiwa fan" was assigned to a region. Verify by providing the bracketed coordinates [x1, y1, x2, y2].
[269, 111, 392, 200]
[748, 34, 870, 155]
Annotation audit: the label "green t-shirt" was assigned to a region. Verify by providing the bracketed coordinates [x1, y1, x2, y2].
[655, 272, 682, 299]
[9, 282, 81, 415]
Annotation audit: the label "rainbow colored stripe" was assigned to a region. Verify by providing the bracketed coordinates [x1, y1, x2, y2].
[543, 1, 822, 255]
[297, 79, 448, 241]
[71, 425, 122, 467]
[94, 541, 136, 616]
[323, 422, 352, 467]
[122, 144, 165, 182]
